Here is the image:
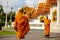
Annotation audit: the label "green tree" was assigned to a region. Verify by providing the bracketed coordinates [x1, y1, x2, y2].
[12, 12, 15, 22]
[9, 11, 15, 22]
[0, 5, 4, 14]
[0, 5, 6, 30]
[7, 11, 15, 25]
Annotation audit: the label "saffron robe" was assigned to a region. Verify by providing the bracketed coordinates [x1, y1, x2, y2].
[14, 11, 30, 38]
[44, 19, 51, 35]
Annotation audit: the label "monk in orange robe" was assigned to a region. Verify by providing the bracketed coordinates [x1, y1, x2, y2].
[44, 16, 51, 38]
[14, 8, 30, 40]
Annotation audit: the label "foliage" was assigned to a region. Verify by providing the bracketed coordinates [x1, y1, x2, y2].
[9, 11, 15, 22]
[0, 5, 4, 13]
[0, 5, 15, 28]
[0, 5, 6, 28]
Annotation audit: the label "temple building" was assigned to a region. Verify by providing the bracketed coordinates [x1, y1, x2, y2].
[24, 0, 60, 32]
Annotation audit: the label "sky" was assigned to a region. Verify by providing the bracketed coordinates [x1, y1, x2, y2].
[0, 0, 25, 13]
[0, 0, 46, 13]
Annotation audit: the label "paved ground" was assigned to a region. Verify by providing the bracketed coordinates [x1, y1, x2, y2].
[0, 29, 60, 40]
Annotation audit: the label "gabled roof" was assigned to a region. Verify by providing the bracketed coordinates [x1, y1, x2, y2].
[46, 0, 57, 5]
[37, 2, 51, 15]
[43, 2, 51, 13]
[31, 8, 37, 18]
[37, 3, 45, 15]
[22, 2, 51, 19]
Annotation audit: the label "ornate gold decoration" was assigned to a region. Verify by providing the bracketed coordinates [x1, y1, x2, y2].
[52, 9, 57, 22]
[39, 15, 45, 22]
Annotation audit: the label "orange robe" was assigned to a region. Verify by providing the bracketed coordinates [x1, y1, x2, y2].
[44, 19, 51, 35]
[14, 11, 30, 38]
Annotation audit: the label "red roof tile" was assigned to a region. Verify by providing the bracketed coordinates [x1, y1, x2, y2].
[37, 2, 50, 15]
[47, 0, 57, 5]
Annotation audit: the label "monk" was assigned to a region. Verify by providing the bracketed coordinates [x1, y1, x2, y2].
[14, 8, 30, 40]
[44, 16, 51, 38]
